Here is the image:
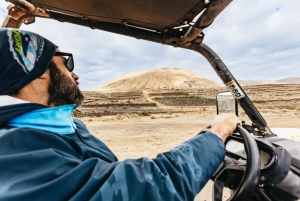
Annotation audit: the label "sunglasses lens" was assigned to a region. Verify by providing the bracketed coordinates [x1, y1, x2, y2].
[54, 52, 74, 72]
[67, 57, 74, 72]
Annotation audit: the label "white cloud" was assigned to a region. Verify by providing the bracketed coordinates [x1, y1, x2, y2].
[0, 0, 299, 90]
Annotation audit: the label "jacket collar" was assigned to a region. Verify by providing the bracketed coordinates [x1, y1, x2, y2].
[0, 96, 76, 134]
[7, 104, 77, 134]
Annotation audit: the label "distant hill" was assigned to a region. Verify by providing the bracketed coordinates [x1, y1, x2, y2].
[94, 67, 222, 92]
[238, 77, 300, 86]
[277, 77, 300, 84]
[238, 80, 286, 86]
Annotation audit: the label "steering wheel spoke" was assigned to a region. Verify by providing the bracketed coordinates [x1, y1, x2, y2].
[213, 156, 246, 178]
[212, 126, 261, 201]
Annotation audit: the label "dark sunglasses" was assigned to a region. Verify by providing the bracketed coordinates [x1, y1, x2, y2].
[54, 52, 74, 72]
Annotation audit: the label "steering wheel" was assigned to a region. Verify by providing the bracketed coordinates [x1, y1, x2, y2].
[212, 125, 260, 201]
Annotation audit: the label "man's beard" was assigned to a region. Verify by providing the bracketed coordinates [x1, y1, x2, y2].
[48, 63, 84, 107]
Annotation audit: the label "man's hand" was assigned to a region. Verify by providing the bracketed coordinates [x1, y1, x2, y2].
[208, 113, 242, 142]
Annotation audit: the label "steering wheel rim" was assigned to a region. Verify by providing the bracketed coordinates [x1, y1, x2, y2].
[213, 125, 261, 201]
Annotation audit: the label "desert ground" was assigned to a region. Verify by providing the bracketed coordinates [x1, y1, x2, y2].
[75, 84, 300, 200]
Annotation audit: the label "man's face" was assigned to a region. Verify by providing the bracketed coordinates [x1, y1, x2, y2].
[47, 56, 84, 107]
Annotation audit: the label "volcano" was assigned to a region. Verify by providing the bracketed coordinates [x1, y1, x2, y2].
[95, 67, 221, 92]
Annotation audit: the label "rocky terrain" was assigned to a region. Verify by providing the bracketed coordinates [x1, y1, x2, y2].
[79, 69, 300, 116]
[76, 83, 300, 118]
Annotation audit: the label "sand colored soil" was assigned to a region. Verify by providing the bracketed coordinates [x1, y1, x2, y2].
[79, 106, 300, 200]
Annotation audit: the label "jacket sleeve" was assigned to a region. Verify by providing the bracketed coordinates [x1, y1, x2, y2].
[0, 127, 225, 201]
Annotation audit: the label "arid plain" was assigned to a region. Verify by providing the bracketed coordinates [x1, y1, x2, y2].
[75, 69, 300, 200]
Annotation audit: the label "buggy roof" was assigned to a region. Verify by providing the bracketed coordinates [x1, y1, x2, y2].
[31, 0, 208, 30]
[2, 0, 231, 46]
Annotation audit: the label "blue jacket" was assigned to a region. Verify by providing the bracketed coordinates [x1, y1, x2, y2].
[0, 97, 225, 201]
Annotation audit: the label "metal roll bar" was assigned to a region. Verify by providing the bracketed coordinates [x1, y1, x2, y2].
[181, 0, 232, 44]
[184, 41, 275, 136]
[1, 0, 49, 28]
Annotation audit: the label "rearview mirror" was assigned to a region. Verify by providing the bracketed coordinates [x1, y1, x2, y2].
[216, 91, 238, 116]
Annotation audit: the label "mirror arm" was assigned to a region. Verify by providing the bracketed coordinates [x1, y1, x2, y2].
[185, 42, 276, 137]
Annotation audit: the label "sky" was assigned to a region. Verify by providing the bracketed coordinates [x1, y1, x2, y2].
[1, 1, 300, 90]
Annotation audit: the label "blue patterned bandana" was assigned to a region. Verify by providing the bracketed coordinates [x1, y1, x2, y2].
[0, 28, 56, 95]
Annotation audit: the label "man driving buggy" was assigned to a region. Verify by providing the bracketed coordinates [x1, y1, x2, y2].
[0, 28, 241, 201]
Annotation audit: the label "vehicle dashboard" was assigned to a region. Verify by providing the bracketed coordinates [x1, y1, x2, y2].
[221, 134, 300, 200]
[224, 134, 291, 185]
[226, 137, 275, 169]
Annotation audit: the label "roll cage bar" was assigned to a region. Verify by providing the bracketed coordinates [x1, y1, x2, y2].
[1, 0, 275, 136]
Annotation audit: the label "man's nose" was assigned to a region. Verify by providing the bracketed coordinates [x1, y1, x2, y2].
[71, 72, 79, 81]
